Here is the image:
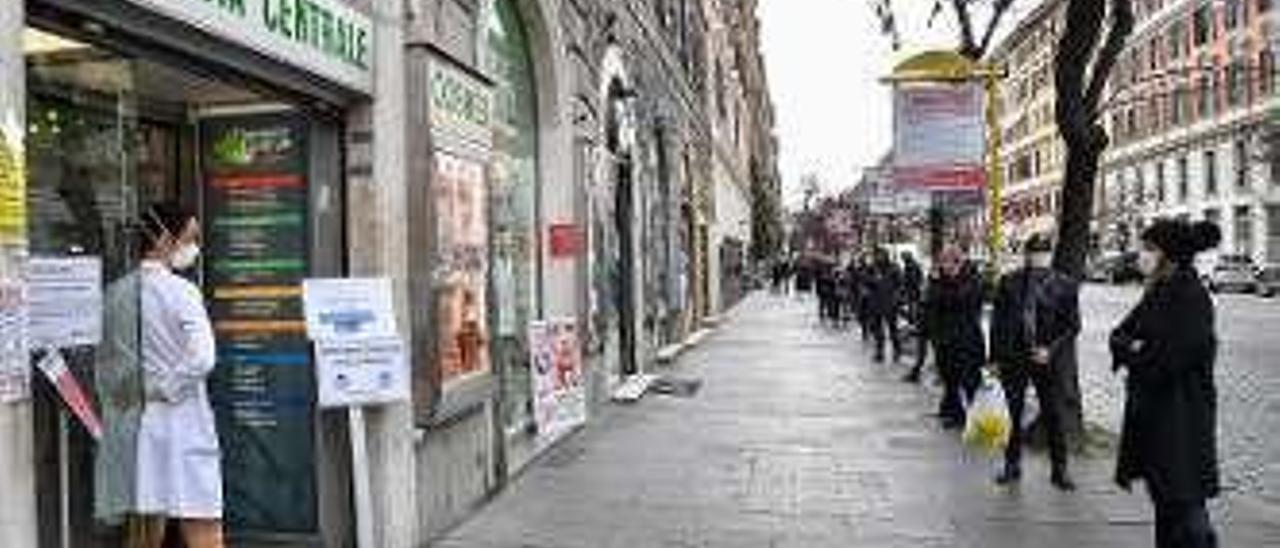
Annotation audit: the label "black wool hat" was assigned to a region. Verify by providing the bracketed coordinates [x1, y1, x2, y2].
[1141, 219, 1222, 265]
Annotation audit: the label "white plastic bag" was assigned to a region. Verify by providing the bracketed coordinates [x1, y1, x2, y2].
[963, 373, 1012, 454]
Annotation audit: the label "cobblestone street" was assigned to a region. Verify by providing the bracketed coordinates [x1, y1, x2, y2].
[433, 293, 1278, 547]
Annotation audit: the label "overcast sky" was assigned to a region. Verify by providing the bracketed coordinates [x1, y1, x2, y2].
[758, 0, 1034, 209]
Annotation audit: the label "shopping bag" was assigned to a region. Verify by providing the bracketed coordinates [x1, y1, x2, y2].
[963, 374, 1012, 454]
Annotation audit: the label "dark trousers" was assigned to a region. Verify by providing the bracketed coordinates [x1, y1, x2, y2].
[1002, 363, 1067, 473]
[1150, 491, 1217, 548]
[937, 345, 980, 422]
[869, 310, 900, 360]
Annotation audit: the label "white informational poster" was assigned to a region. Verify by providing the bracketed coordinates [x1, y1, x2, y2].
[893, 83, 988, 191]
[0, 275, 28, 403]
[27, 256, 103, 348]
[302, 278, 397, 341]
[529, 319, 587, 437]
[314, 336, 410, 408]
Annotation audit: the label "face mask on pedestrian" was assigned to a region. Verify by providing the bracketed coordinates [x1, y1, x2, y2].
[1137, 248, 1162, 278]
[170, 242, 201, 270]
[1026, 252, 1052, 269]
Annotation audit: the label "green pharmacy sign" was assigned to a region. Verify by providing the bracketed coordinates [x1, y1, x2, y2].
[126, 0, 374, 92]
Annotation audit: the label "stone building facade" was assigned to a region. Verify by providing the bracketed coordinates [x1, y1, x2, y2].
[1101, 0, 1280, 266]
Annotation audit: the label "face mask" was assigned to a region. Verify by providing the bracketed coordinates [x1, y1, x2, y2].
[170, 243, 200, 270]
[1138, 250, 1161, 277]
[1027, 252, 1052, 269]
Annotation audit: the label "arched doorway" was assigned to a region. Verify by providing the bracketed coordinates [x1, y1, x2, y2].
[486, 0, 540, 433]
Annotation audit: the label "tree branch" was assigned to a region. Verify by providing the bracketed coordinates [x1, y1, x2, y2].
[1084, 0, 1135, 115]
[977, 0, 1016, 57]
[1054, 0, 1106, 147]
[952, 0, 980, 59]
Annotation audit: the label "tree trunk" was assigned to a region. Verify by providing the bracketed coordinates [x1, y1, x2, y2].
[1046, 0, 1133, 450]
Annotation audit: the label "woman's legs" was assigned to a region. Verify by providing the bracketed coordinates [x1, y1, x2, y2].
[180, 519, 226, 548]
[126, 515, 167, 548]
[1149, 486, 1218, 548]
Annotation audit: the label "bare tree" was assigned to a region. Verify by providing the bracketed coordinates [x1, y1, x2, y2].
[1049, 0, 1134, 448]
[1053, 0, 1134, 278]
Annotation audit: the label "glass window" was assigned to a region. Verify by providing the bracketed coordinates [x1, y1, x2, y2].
[1235, 139, 1249, 190]
[1235, 205, 1254, 255]
[1156, 160, 1167, 203]
[1179, 155, 1190, 201]
[1194, 4, 1213, 46]
[1205, 149, 1218, 195]
[486, 0, 541, 433]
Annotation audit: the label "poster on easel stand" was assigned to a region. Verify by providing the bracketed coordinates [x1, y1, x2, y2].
[529, 319, 586, 439]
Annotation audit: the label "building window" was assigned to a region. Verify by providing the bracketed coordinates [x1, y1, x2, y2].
[1205, 149, 1218, 195]
[1156, 160, 1167, 203]
[487, 0, 542, 430]
[1226, 0, 1244, 29]
[1259, 50, 1274, 97]
[1235, 139, 1249, 190]
[1198, 74, 1213, 119]
[1194, 3, 1213, 46]
[1135, 167, 1146, 206]
[1236, 205, 1255, 256]
[1179, 155, 1190, 202]
[1169, 21, 1186, 59]
[1228, 62, 1245, 106]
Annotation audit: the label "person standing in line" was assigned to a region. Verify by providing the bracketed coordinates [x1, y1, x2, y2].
[853, 254, 874, 341]
[133, 203, 225, 548]
[990, 234, 1079, 491]
[902, 262, 936, 384]
[899, 251, 927, 382]
[1111, 220, 1221, 548]
[864, 248, 903, 363]
[922, 245, 986, 428]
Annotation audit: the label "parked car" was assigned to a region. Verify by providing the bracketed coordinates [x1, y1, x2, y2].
[1090, 252, 1143, 284]
[1257, 264, 1280, 297]
[1205, 254, 1259, 293]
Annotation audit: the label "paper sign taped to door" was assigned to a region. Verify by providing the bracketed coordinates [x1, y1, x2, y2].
[28, 257, 103, 348]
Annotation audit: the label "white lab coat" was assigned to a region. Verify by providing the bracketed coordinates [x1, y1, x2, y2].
[133, 261, 222, 519]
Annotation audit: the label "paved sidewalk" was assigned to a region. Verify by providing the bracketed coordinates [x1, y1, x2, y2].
[432, 293, 1279, 548]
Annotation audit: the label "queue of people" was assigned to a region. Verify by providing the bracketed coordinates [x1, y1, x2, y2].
[786, 217, 1222, 547]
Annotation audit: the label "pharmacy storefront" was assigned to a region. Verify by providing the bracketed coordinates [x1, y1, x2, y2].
[3, 0, 379, 546]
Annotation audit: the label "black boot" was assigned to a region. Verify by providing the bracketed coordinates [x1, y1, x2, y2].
[1051, 468, 1076, 492]
[995, 464, 1022, 485]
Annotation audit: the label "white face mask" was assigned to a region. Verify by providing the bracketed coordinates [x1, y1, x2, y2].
[169, 243, 200, 270]
[1027, 252, 1052, 269]
[1138, 250, 1161, 277]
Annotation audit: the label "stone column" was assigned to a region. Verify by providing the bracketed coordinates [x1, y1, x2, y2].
[349, 2, 417, 546]
[0, 1, 37, 546]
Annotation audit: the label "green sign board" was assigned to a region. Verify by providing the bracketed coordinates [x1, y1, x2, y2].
[126, 0, 374, 92]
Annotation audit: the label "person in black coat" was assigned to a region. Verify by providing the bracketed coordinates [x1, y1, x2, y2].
[900, 251, 928, 383]
[923, 245, 986, 428]
[1110, 219, 1221, 548]
[990, 233, 1080, 490]
[864, 248, 903, 363]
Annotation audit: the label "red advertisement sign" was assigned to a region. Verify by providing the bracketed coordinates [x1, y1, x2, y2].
[549, 223, 583, 258]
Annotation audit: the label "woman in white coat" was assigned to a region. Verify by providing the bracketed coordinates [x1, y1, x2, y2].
[134, 203, 224, 548]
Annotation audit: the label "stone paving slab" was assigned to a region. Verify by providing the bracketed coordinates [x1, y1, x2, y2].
[431, 293, 1279, 548]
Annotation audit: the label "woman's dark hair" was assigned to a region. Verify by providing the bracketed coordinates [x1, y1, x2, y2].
[140, 202, 196, 254]
[1141, 219, 1222, 265]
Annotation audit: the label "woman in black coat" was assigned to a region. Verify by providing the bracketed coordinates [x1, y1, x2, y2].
[1110, 219, 1221, 548]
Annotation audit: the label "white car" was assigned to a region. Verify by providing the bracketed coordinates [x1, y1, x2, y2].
[1204, 254, 1259, 294]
